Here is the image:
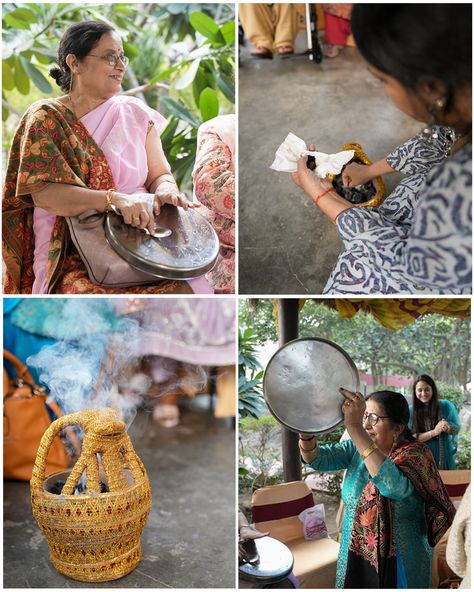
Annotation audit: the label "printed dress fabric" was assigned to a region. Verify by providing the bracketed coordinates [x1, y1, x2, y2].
[324, 128, 472, 295]
[193, 115, 235, 293]
[409, 399, 461, 469]
[113, 298, 235, 366]
[2, 97, 192, 294]
[308, 440, 432, 588]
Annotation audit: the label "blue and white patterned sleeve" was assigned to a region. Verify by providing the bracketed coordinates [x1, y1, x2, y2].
[370, 458, 415, 501]
[390, 146, 472, 291]
[386, 127, 455, 176]
[307, 439, 357, 473]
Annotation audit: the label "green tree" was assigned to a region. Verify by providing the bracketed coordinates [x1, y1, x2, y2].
[238, 327, 265, 420]
[239, 300, 471, 390]
[2, 3, 235, 187]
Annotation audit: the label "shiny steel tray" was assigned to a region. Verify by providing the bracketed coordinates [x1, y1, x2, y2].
[263, 337, 360, 434]
[105, 204, 219, 280]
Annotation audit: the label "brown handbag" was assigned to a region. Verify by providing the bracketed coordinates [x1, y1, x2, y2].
[3, 349, 70, 480]
[66, 211, 160, 288]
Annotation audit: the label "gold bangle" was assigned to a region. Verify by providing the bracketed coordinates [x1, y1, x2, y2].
[105, 188, 115, 212]
[360, 442, 378, 460]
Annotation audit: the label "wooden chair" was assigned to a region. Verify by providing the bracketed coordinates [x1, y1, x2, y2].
[252, 481, 339, 588]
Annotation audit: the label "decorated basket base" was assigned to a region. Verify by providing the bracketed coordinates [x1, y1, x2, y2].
[328, 142, 386, 207]
[30, 409, 151, 582]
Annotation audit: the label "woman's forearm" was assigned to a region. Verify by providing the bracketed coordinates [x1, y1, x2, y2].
[307, 186, 354, 222]
[32, 183, 110, 216]
[346, 425, 387, 477]
[369, 158, 396, 178]
[416, 430, 438, 442]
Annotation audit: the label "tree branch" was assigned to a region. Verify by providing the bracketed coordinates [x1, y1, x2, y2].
[122, 81, 170, 96]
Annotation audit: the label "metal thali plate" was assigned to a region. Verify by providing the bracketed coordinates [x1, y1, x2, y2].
[239, 537, 294, 583]
[105, 205, 219, 280]
[263, 337, 360, 434]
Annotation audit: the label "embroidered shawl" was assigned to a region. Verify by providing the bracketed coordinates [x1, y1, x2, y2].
[2, 99, 115, 293]
[344, 440, 455, 588]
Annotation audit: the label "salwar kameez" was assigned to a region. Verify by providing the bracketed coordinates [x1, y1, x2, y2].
[308, 440, 433, 588]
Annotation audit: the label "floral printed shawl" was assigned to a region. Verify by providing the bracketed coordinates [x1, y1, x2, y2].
[344, 440, 455, 588]
[2, 98, 115, 294]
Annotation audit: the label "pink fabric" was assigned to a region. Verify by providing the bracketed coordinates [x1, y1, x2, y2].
[32, 96, 213, 293]
[32, 208, 56, 293]
[192, 114, 235, 293]
[80, 95, 167, 194]
[113, 298, 235, 365]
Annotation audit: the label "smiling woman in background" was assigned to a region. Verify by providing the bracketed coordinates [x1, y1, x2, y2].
[3, 21, 193, 294]
[409, 375, 461, 469]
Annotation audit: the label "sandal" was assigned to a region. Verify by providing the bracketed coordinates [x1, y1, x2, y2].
[250, 46, 273, 59]
[324, 45, 342, 58]
[277, 44, 294, 56]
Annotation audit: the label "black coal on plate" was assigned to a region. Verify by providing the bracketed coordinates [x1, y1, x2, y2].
[332, 170, 377, 204]
[48, 480, 109, 494]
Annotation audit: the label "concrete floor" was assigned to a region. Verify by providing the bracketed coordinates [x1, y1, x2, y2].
[4, 398, 235, 588]
[239, 32, 420, 294]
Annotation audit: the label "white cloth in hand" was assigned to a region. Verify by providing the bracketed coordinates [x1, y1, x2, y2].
[270, 132, 354, 177]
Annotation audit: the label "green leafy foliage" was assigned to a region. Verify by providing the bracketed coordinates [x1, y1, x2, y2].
[239, 327, 265, 420]
[456, 431, 471, 469]
[2, 3, 235, 189]
[239, 415, 283, 496]
[239, 300, 471, 389]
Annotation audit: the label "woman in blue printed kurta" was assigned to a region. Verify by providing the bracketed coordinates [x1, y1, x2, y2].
[409, 375, 461, 469]
[291, 5, 471, 295]
[299, 390, 454, 588]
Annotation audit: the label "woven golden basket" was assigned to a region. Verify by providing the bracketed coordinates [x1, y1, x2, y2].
[30, 408, 151, 582]
[328, 142, 386, 207]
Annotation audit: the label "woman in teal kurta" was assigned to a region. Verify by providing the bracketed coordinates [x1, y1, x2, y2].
[299, 389, 454, 589]
[409, 375, 461, 469]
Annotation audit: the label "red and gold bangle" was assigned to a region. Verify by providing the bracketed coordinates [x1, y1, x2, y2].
[313, 187, 333, 207]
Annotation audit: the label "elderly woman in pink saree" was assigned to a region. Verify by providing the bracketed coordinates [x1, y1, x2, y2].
[3, 21, 211, 294]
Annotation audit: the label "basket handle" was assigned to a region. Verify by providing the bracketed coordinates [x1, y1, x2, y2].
[30, 410, 94, 493]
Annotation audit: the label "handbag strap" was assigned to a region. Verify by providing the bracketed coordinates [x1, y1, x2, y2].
[3, 349, 44, 398]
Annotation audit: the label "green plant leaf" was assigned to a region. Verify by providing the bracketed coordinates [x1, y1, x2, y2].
[216, 74, 235, 103]
[160, 117, 180, 144]
[161, 96, 199, 127]
[7, 7, 38, 24]
[3, 13, 31, 29]
[14, 57, 30, 95]
[150, 63, 181, 83]
[220, 21, 235, 44]
[32, 47, 57, 60]
[189, 12, 222, 43]
[2, 61, 14, 91]
[20, 56, 52, 94]
[33, 51, 51, 65]
[123, 42, 140, 59]
[199, 87, 218, 121]
[175, 57, 201, 90]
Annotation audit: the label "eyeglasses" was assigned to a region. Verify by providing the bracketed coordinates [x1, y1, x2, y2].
[87, 53, 129, 68]
[363, 412, 389, 426]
